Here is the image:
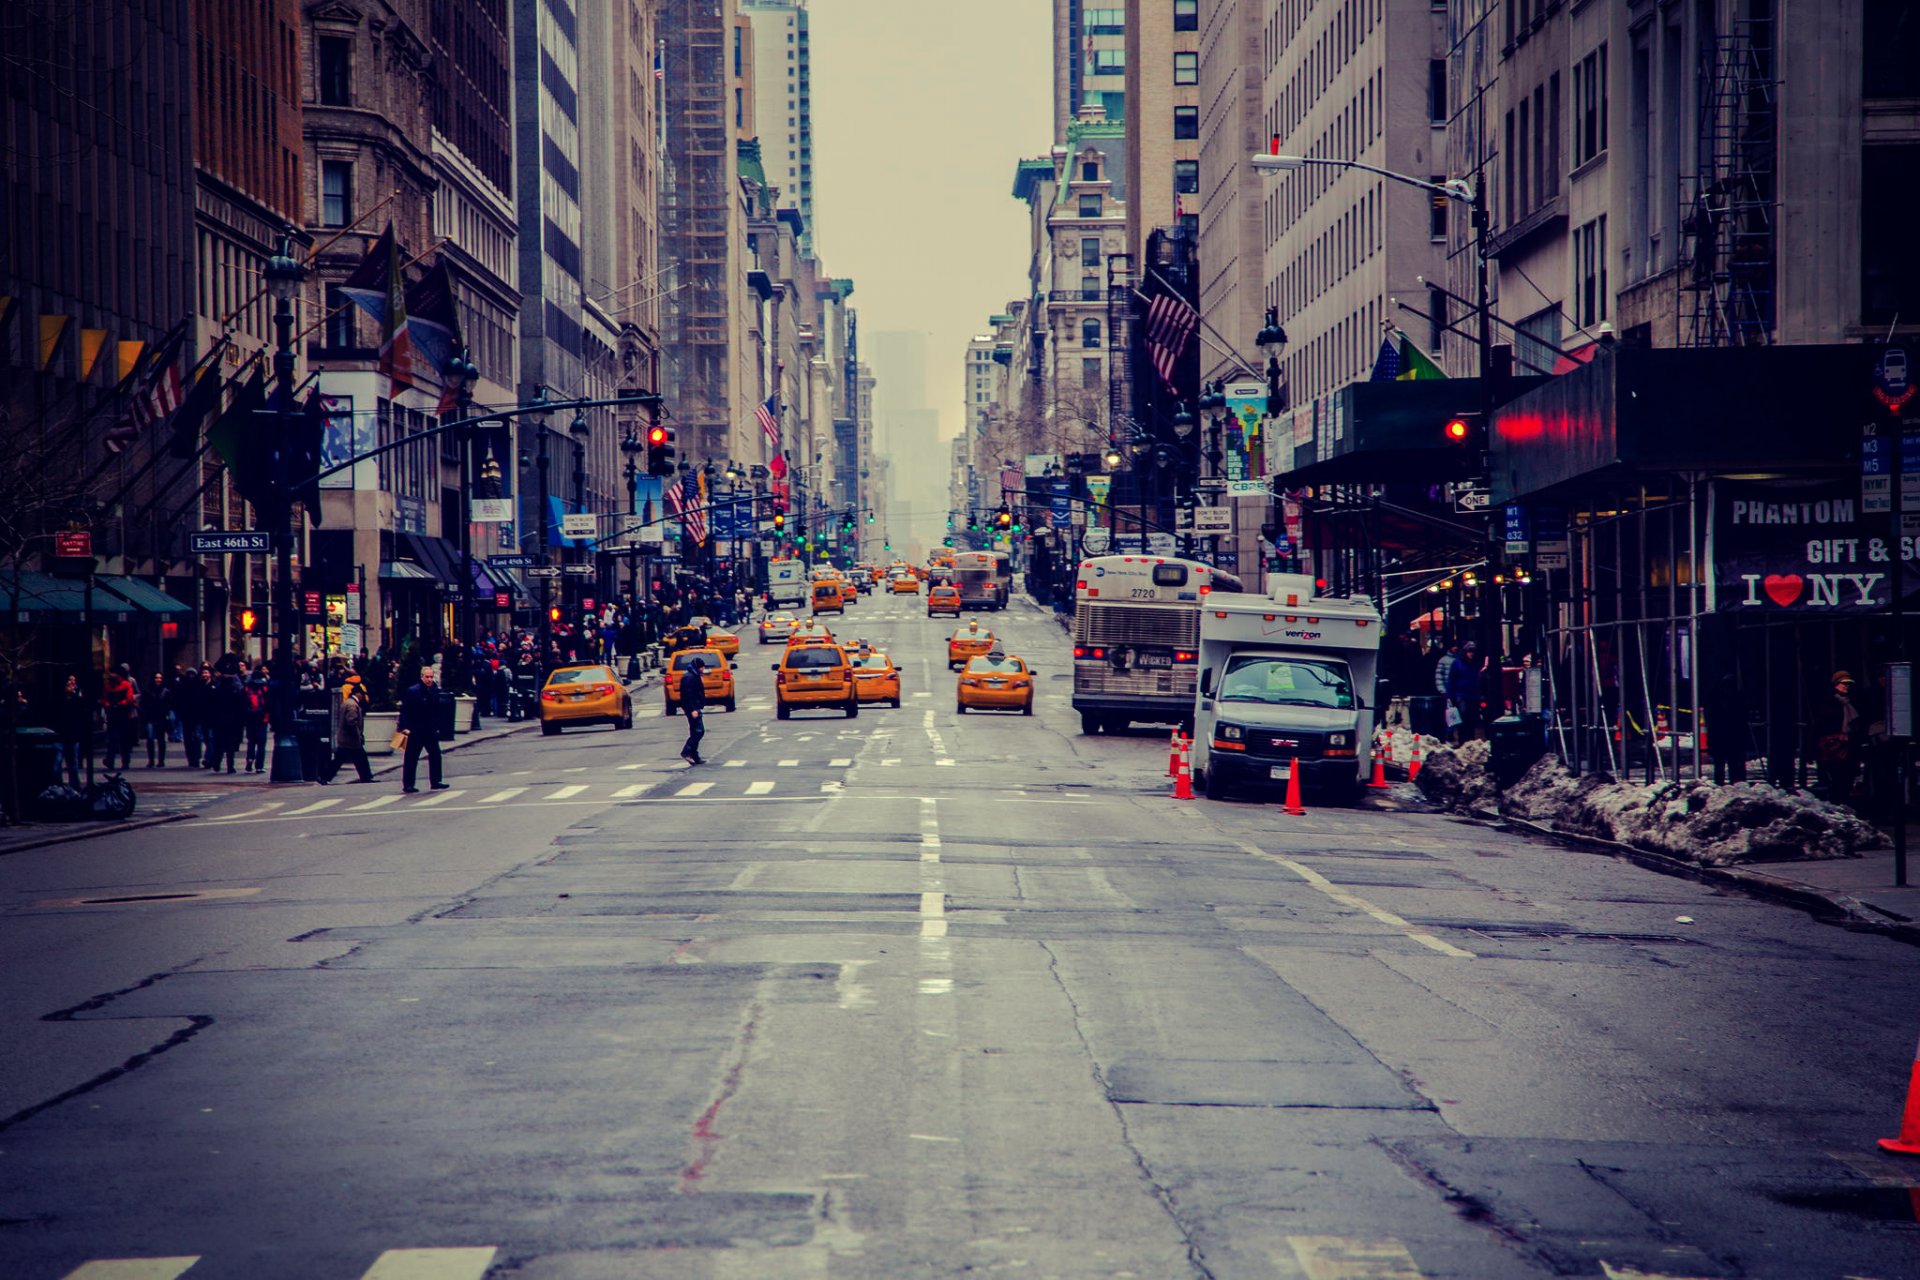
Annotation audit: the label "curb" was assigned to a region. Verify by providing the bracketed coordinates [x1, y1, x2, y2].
[1472, 808, 1920, 948]
[0, 810, 197, 859]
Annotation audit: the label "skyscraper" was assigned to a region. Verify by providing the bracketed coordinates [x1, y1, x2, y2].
[1054, 0, 1127, 143]
[740, 0, 816, 249]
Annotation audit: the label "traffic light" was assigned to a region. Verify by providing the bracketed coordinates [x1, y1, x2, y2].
[548, 605, 562, 623]
[237, 607, 258, 634]
[646, 423, 675, 475]
[866, 512, 875, 524]
[995, 508, 1012, 530]
[773, 511, 785, 531]
[1441, 412, 1484, 450]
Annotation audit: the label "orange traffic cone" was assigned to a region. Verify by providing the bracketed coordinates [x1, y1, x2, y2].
[1881, 1035, 1920, 1155]
[1172, 742, 1194, 800]
[1168, 729, 1184, 777]
[1408, 736, 1423, 783]
[1282, 757, 1306, 815]
[1367, 741, 1390, 790]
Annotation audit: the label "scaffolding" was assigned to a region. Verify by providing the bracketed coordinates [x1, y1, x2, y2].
[1678, 8, 1777, 348]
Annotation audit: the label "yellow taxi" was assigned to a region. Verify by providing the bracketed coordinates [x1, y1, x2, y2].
[539, 664, 633, 735]
[757, 612, 799, 644]
[703, 626, 740, 658]
[955, 652, 1035, 716]
[811, 579, 845, 615]
[927, 585, 962, 617]
[852, 650, 902, 707]
[786, 621, 835, 647]
[889, 573, 920, 595]
[947, 621, 997, 670]
[773, 640, 859, 719]
[663, 647, 736, 715]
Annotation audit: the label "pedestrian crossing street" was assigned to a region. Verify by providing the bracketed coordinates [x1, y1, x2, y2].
[47, 1242, 1727, 1280]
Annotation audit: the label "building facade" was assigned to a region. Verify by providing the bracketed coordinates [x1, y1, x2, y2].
[1123, 0, 1200, 268]
[741, 0, 816, 249]
[1054, 0, 1128, 140]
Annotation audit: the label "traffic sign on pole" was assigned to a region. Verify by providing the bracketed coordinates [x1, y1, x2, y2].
[522, 566, 562, 579]
[189, 531, 272, 554]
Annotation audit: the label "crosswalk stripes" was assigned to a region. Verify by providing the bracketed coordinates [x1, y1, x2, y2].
[544, 785, 587, 800]
[411, 789, 464, 807]
[286, 797, 343, 816]
[349, 794, 401, 812]
[611, 783, 649, 799]
[60, 1247, 499, 1280]
[478, 787, 526, 804]
[676, 781, 714, 796]
[745, 780, 775, 795]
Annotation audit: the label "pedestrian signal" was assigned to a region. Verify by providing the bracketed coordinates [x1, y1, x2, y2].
[238, 607, 258, 633]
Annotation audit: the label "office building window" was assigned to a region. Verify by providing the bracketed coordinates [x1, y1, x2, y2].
[1173, 106, 1199, 139]
[1092, 48, 1125, 75]
[1429, 60, 1446, 123]
[324, 285, 355, 349]
[1174, 0, 1198, 31]
[1079, 194, 1103, 217]
[1572, 44, 1608, 166]
[1081, 275, 1102, 301]
[1174, 160, 1199, 194]
[1174, 52, 1198, 85]
[1081, 236, 1102, 267]
[1429, 177, 1447, 240]
[1086, 8, 1124, 35]
[1083, 357, 1103, 386]
[1577, 215, 1608, 327]
[1082, 319, 1102, 349]
[320, 160, 352, 227]
[318, 36, 351, 106]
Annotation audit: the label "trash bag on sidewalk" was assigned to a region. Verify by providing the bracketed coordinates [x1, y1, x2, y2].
[30, 783, 88, 822]
[87, 774, 137, 821]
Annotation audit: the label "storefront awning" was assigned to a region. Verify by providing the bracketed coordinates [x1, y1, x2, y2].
[94, 574, 191, 614]
[379, 559, 437, 582]
[397, 533, 462, 586]
[0, 570, 92, 618]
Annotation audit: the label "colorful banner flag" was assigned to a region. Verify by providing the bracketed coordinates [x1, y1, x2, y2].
[38, 315, 70, 370]
[1143, 290, 1199, 390]
[756, 394, 780, 448]
[1394, 330, 1448, 381]
[404, 259, 466, 413]
[337, 224, 416, 396]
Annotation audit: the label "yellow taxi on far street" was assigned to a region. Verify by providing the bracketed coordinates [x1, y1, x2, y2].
[758, 612, 799, 644]
[787, 621, 835, 647]
[773, 640, 859, 719]
[703, 626, 740, 658]
[811, 579, 845, 615]
[852, 650, 902, 707]
[927, 584, 961, 617]
[889, 573, 919, 595]
[947, 621, 996, 670]
[539, 664, 634, 735]
[663, 647, 736, 714]
[955, 652, 1035, 715]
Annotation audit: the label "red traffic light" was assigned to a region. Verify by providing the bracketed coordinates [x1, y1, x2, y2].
[646, 425, 669, 447]
[1443, 416, 1471, 442]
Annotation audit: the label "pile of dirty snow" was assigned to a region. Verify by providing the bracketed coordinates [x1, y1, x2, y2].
[1418, 745, 1883, 865]
[1373, 727, 1444, 769]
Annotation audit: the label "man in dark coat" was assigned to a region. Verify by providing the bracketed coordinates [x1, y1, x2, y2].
[397, 665, 449, 793]
[206, 665, 248, 773]
[678, 656, 708, 766]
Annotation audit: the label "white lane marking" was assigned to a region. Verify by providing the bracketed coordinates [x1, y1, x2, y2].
[1286, 1235, 1424, 1280]
[722, 759, 747, 767]
[676, 781, 714, 797]
[612, 783, 650, 798]
[359, 1248, 500, 1280]
[778, 759, 799, 767]
[411, 789, 464, 807]
[911, 691, 930, 697]
[920, 891, 945, 918]
[208, 801, 285, 822]
[479, 787, 527, 804]
[510, 770, 531, 776]
[544, 785, 588, 800]
[562, 767, 587, 774]
[829, 757, 853, 767]
[285, 798, 343, 816]
[62, 1262, 201, 1280]
[349, 795, 402, 812]
[820, 780, 843, 794]
[617, 763, 648, 771]
[1598, 1265, 1721, 1280]
[1237, 839, 1475, 959]
[746, 780, 775, 795]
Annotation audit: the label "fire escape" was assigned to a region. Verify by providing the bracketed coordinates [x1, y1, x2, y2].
[1678, 12, 1777, 347]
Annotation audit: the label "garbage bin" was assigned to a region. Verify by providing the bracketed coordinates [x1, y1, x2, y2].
[1407, 694, 1448, 740]
[1489, 714, 1548, 790]
[7, 727, 61, 816]
[294, 711, 332, 781]
[435, 690, 458, 741]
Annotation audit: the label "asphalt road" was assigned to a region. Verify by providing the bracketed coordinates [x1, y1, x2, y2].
[3, 586, 1919, 1279]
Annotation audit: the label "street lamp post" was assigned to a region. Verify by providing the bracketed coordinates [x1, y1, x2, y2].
[528, 387, 553, 665]
[446, 348, 479, 670]
[262, 234, 307, 784]
[620, 427, 643, 678]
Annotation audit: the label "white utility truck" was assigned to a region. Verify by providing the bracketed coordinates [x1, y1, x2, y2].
[767, 558, 808, 611]
[1190, 573, 1384, 805]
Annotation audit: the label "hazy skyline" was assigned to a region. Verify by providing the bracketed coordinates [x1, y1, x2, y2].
[804, 0, 1051, 539]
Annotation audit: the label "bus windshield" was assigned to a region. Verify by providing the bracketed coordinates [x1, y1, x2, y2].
[1217, 656, 1353, 708]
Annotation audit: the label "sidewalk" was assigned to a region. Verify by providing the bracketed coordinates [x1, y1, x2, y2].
[1731, 831, 1920, 938]
[0, 668, 662, 857]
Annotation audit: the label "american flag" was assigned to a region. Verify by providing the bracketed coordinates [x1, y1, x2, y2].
[1144, 290, 1200, 390]
[103, 325, 189, 454]
[668, 472, 708, 546]
[756, 394, 780, 448]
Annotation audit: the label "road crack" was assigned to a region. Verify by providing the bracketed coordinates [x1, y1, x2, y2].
[1037, 940, 1219, 1280]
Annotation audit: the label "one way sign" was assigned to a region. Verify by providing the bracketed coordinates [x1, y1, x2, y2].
[1452, 486, 1491, 514]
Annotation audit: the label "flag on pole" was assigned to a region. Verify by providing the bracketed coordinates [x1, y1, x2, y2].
[205, 368, 272, 509]
[1394, 330, 1449, 381]
[756, 394, 780, 449]
[769, 451, 788, 480]
[682, 472, 709, 545]
[1144, 289, 1200, 390]
[404, 259, 466, 414]
[103, 322, 190, 454]
[1367, 336, 1400, 382]
[164, 337, 233, 459]
[337, 223, 417, 396]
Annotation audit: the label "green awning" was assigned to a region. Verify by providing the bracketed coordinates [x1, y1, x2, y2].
[95, 575, 190, 614]
[0, 570, 93, 618]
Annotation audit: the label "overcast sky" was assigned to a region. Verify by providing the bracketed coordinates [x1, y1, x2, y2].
[805, 0, 1050, 541]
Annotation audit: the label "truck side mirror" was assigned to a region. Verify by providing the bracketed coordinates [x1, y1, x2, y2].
[1200, 667, 1214, 696]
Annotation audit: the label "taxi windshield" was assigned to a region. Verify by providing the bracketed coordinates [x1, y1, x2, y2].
[671, 652, 718, 671]
[953, 630, 994, 641]
[547, 667, 612, 684]
[854, 654, 890, 669]
[1217, 656, 1353, 707]
[966, 655, 1025, 674]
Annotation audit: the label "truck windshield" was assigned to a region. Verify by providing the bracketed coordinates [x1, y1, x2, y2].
[1217, 656, 1353, 708]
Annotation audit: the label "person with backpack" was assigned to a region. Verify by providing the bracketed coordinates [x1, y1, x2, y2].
[99, 665, 140, 771]
[242, 664, 271, 773]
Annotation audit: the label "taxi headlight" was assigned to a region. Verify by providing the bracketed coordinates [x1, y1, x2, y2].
[1220, 724, 1245, 741]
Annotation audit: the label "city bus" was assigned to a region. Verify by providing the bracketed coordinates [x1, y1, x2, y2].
[951, 549, 1012, 610]
[1071, 555, 1242, 735]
